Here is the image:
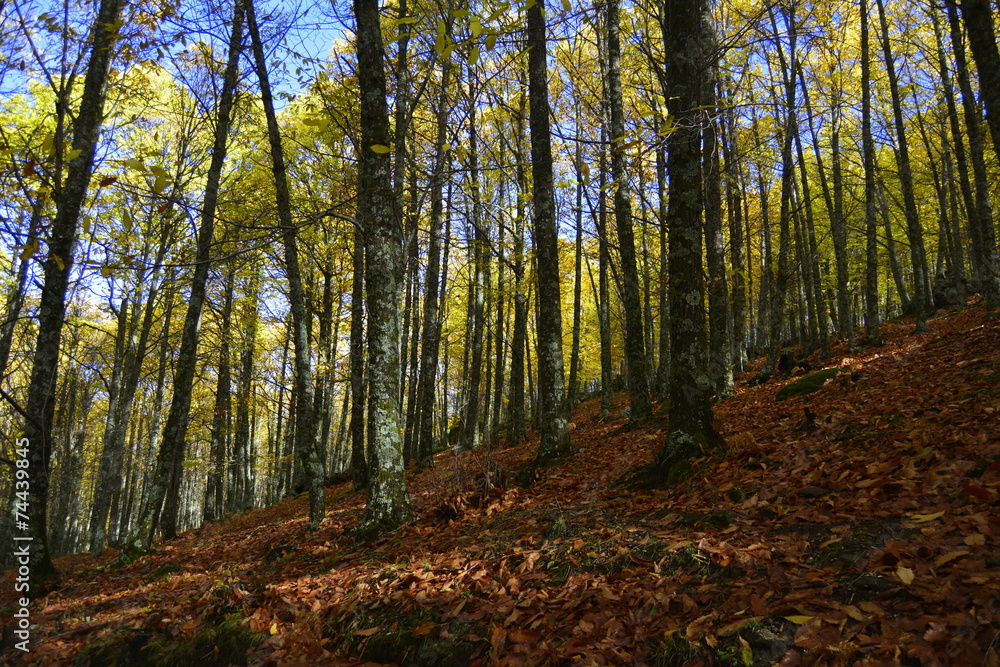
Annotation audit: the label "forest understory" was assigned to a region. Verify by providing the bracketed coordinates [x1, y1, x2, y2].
[2, 302, 999, 666]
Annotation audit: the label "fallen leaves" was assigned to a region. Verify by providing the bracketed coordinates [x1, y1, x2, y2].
[2, 305, 998, 665]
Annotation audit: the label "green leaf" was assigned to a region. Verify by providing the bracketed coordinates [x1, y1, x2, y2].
[369, 144, 391, 154]
[153, 174, 169, 194]
[562, 0, 571, 10]
[124, 158, 146, 172]
[485, 32, 497, 51]
[65, 148, 82, 162]
[468, 45, 480, 65]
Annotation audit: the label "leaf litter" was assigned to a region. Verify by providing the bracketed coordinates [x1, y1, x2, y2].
[2, 303, 999, 665]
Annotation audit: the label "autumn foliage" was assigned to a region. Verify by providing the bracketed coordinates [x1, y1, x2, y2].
[2, 303, 999, 665]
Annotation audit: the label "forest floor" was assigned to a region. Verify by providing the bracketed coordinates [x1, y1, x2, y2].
[2, 302, 1000, 666]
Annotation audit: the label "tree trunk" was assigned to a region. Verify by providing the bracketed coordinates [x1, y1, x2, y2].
[527, 0, 571, 464]
[860, 0, 881, 344]
[874, 0, 933, 329]
[948, 0, 1000, 307]
[416, 54, 452, 464]
[354, 0, 412, 536]
[121, 2, 242, 562]
[655, 0, 724, 485]
[607, 0, 650, 419]
[21, 0, 122, 580]
[245, 0, 325, 528]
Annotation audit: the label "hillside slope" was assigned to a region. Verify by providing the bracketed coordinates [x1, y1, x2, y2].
[2, 303, 999, 666]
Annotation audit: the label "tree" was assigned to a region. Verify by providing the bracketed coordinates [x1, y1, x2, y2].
[18, 0, 123, 581]
[527, 0, 571, 464]
[654, 0, 724, 485]
[607, 0, 651, 419]
[244, 0, 325, 530]
[354, 0, 412, 536]
[121, 0, 244, 561]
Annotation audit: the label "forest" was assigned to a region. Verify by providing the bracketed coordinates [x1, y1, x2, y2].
[1, 0, 999, 662]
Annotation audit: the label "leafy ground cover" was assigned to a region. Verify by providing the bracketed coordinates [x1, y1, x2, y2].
[2, 302, 999, 666]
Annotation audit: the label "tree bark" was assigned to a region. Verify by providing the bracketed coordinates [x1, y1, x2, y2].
[354, 0, 412, 536]
[121, 1, 242, 562]
[655, 0, 724, 485]
[20, 0, 122, 580]
[607, 0, 650, 419]
[527, 0, 571, 465]
[245, 0, 325, 529]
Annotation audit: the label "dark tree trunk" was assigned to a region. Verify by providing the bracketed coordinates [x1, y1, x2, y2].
[121, 2, 242, 562]
[655, 0, 724, 485]
[527, 0, 571, 464]
[861, 0, 881, 344]
[607, 0, 650, 419]
[245, 0, 325, 528]
[20, 0, 122, 580]
[416, 55, 451, 465]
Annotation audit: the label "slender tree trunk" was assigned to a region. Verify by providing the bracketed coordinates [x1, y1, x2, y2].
[874, 0, 933, 329]
[860, 0, 881, 344]
[703, 78, 732, 393]
[508, 88, 528, 446]
[20, 0, 122, 580]
[349, 227, 368, 489]
[245, 0, 325, 528]
[204, 271, 233, 523]
[607, 0, 650, 419]
[527, 0, 571, 464]
[567, 106, 585, 411]
[947, 0, 1000, 307]
[121, 2, 242, 562]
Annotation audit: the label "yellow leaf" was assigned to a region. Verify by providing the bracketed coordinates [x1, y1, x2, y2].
[269, 622, 278, 635]
[896, 565, 915, 585]
[101, 266, 113, 277]
[124, 158, 146, 172]
[658, 116, 675, 136]
[52, 255, 65, 271]
[580, 162, 590, 183]
[562, 0, 571, 10]
[65, 148, 82, 161]
[153, 174, 169, 194]
[18, 240, 39, 261]
[910, 511, 945, 523]
[468, 45, 480, 66]
[783, 615, 813, 624]
[369, 144, 391, 154]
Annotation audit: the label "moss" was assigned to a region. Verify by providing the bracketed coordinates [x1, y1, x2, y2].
[333, 605, 487, 665]
[775, 368, 840, 401]
[647, 631, 706, 666]
[75, 615, 263, 667]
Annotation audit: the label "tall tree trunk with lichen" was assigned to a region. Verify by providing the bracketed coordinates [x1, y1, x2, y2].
[607, 0, 650, 419]
[654, 0, 724, 486]
[245, 0, 325, 529]
[354, 0, 412, 535]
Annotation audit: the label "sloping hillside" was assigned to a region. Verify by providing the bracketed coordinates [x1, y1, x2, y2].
[2, 304, 999, 666]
